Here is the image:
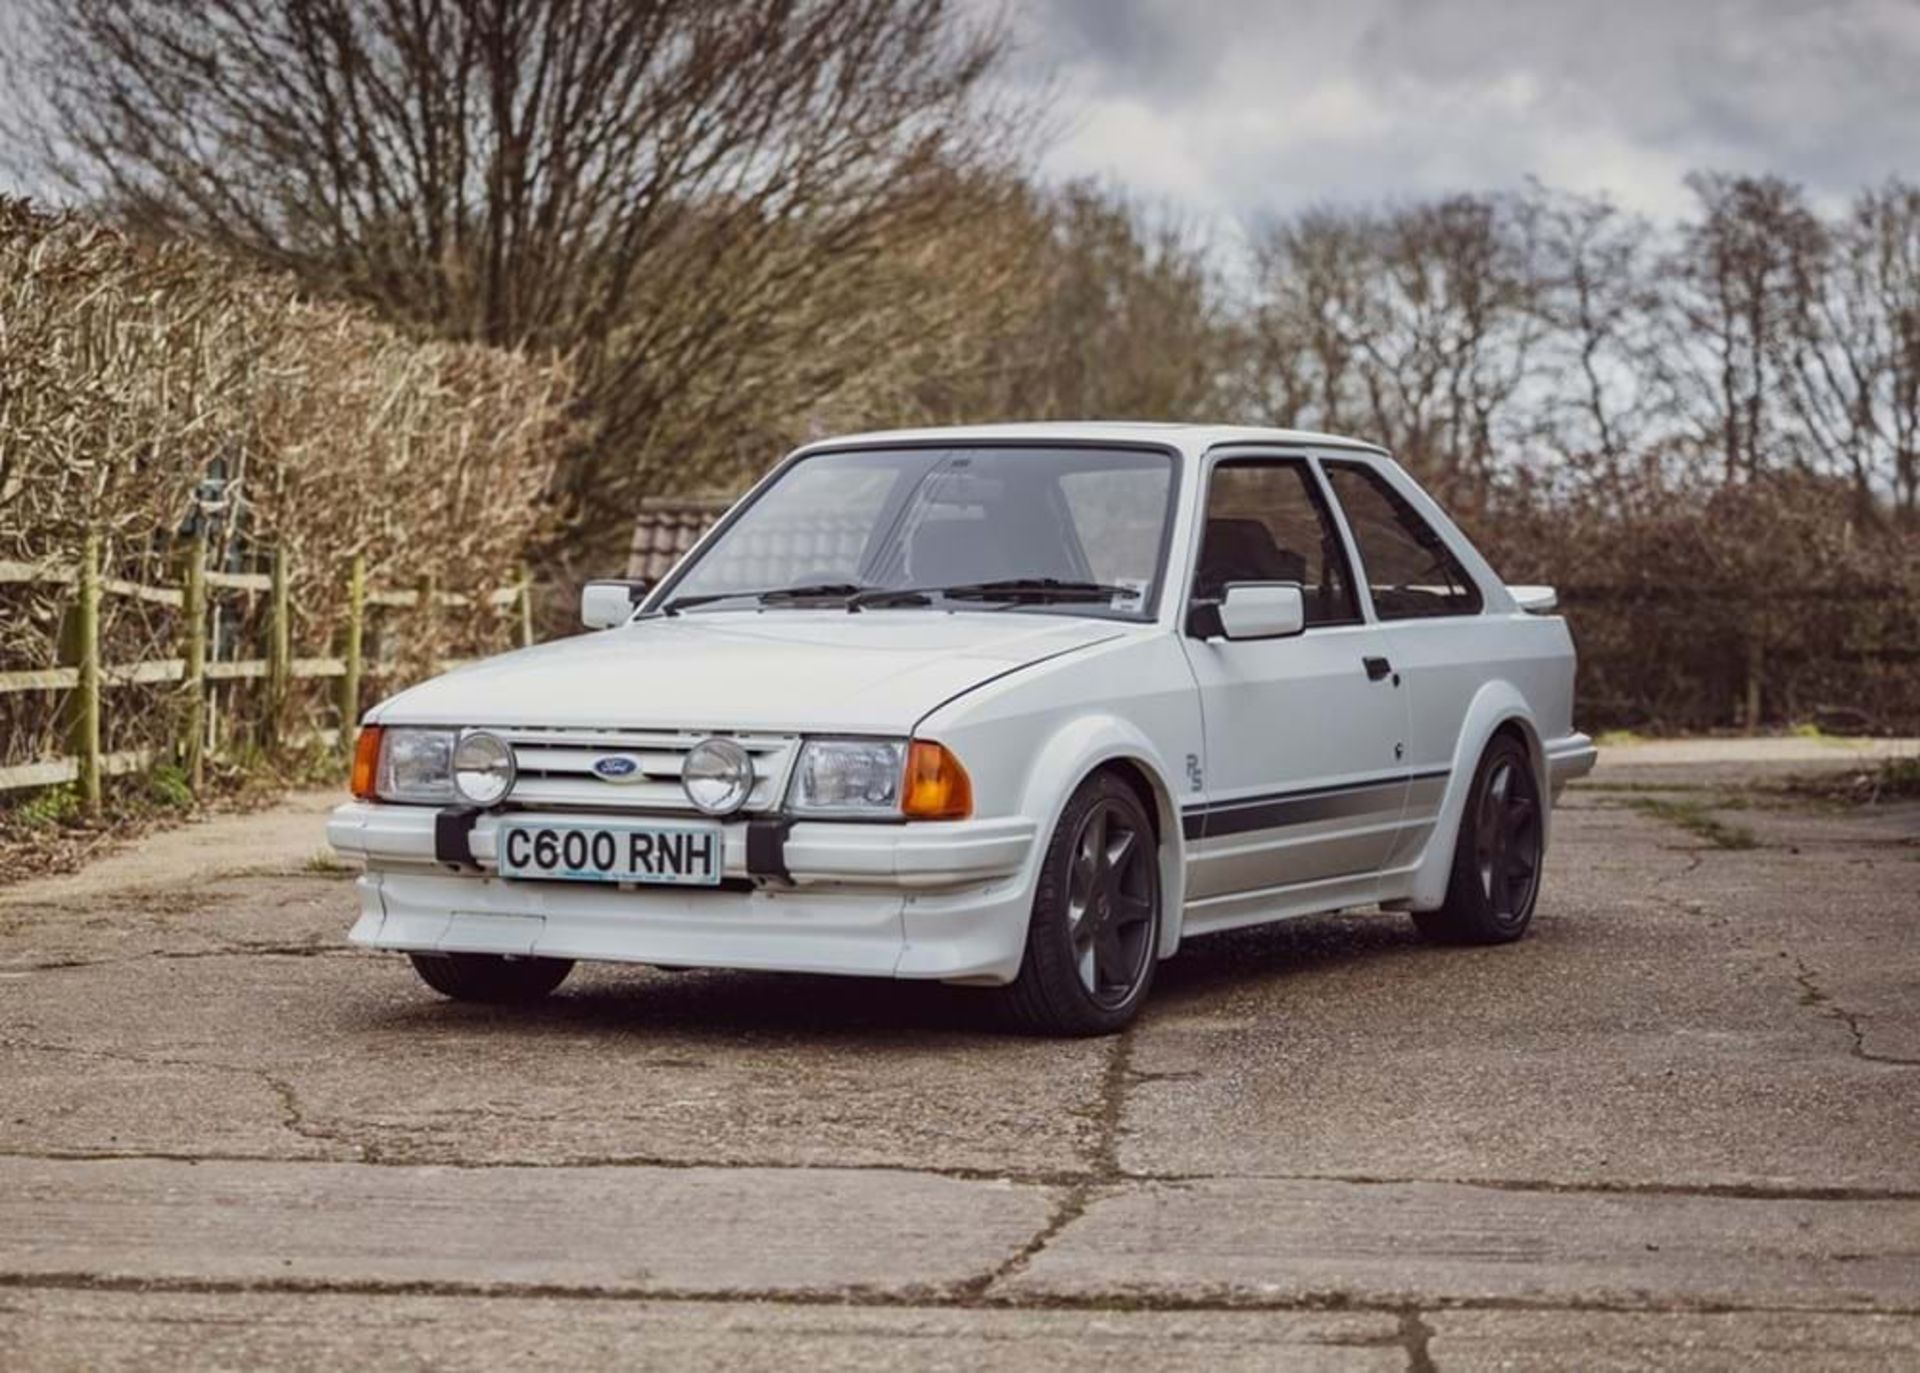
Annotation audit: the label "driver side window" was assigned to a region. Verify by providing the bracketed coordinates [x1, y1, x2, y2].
[1196, 459, 1359, 627]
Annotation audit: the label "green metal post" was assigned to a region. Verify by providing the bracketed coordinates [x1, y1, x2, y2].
[420, 573, 439, 676]
[518, 563, 535, 648]
[181, 528, 207, 791]
[64, 531, 103, 815]
[341, 554, 365, 749]
[266, 546, 290, 748]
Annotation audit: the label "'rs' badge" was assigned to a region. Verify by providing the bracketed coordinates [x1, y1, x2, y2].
[1185, 753, 1203, 791]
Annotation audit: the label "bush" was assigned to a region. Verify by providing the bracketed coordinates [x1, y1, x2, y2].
[1474, 474, 1920, 733]
[0, 198, 575, 780]
[12, 783, 80, 829]
[146, 764, 193, 812]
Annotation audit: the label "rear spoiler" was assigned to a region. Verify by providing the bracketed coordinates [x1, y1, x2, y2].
[1507, 585, 1558, 614]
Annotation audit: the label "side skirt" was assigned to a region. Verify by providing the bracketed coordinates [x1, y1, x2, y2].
[1178, 869, 1392, 939]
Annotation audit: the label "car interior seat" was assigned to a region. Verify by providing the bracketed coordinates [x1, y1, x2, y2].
[1195, 518, 1309, 600]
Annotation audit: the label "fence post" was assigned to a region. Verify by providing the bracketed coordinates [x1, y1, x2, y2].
[58, 531, 103, 816]
[420, 572, 439, 675]
[180, 527, 207, 792]
[517, 562, 534, 649]
[341, 554, 365, 750]
[266, 546, 290, 749]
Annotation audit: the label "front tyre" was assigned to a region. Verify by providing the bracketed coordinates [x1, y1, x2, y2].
[407, 952, 574, 1003]
[997, 772, 1161, 1036]
[1412, 733, 1544, 946]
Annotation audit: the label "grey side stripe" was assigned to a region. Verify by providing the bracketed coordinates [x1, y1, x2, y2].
[1181, 767, 1450, 841]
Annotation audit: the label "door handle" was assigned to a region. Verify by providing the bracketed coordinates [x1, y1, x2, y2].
[1363, 656, 1392, 682]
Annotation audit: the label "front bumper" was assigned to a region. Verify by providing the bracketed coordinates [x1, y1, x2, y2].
[327, 803, 1040, 983]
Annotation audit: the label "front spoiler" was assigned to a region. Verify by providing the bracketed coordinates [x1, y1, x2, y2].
[346, 868, 1034, 983]
[327, 802, 1036, 889]
[329, 802, 1042, 983]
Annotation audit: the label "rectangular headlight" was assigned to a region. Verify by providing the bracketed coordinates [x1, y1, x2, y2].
[786, 738, 907, 816]
[375, 727, 456, 803]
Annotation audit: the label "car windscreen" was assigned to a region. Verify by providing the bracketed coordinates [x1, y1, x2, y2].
[657, 446, 1177, 620]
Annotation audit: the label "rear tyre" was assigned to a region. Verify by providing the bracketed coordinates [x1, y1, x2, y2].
[1412, 733, 1544, 946]
[995, 772, 1161, 1037]
[408, 952, 574, 1003]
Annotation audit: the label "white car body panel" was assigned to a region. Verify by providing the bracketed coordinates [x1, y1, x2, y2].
[916, 631, 1202, 965]
[368, 611, 1122, 736]
[1178, 620, 1410, 917]
[331, 422, 1596, 987]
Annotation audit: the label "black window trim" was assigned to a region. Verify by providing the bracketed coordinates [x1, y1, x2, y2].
[1185, 448, 1367, 637]
[1318, 456, 1487, 621]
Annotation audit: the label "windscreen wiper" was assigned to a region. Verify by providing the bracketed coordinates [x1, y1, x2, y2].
[849, 578, 1137, 610]
[659, 582, 867, 616]
[759, 581, 868, 603]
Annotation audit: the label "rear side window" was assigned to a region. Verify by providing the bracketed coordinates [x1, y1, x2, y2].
[1323, 463, 1483, 619]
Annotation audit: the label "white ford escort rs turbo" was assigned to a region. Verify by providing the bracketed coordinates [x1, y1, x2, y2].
[329, 423, 1596, 1035]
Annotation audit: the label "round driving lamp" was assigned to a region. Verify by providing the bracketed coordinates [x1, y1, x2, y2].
[452, 730, 516, 806]
[682, 737, 754, 815]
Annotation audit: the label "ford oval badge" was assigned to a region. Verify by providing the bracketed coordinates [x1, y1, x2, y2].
[592, 755, 641, 781]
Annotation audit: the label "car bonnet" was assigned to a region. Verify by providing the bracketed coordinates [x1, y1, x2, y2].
[365, 610, 1127, 735]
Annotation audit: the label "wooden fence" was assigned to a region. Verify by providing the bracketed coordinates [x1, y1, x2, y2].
[0, 533, 533, 813]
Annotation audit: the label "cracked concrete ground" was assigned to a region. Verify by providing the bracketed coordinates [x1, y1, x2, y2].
[0, 746, 1915, 1370]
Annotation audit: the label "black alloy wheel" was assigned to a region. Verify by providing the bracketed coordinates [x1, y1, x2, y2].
[997, 771, 1161, 1035]
[1065, 797, 1159, 1007]
[1413, 733, 1545, 945]
[1473, 749, 1544, 923]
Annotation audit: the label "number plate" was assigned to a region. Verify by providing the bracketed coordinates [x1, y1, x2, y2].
[496, 818, 723, 886]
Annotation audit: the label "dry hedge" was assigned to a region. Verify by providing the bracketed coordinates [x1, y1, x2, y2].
[1477, 475, 1920, 734]
[5, 192, 1913, 781]
[0, 198, 573, 776]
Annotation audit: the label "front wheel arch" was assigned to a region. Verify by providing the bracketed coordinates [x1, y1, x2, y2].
[994, 768, 1165, 1035]
[1009, 723, 1189, 958]
[1099, 757, 1164, 845]
[1031, 756, 1184, 964]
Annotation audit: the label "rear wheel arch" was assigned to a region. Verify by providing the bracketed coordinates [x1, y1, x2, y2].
[1489, 716, 1548, 794]
[1408, 685, 1547, 910]
[1411, 729, 1546, 945]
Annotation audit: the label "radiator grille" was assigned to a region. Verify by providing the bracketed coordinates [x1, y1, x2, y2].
[493, 727, 798, 814]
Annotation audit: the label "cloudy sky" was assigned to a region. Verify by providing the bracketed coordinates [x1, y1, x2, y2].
[985, 0, 1920, 226]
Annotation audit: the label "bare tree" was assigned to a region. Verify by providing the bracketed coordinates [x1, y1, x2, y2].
[1664, 172, 1825, 485]
[1243, 208, 1371, 436]
[1527, 185, 1665, 474]
[810, 179, 1227, 429]
[1242, 195, 1540, 499]
[7, 0, 1024, 553]
[987, 184, 1225, 422]
[1778, 181, 1920, 515]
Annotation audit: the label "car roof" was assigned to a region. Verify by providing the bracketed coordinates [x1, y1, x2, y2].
[790, 421, 1389, 460]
